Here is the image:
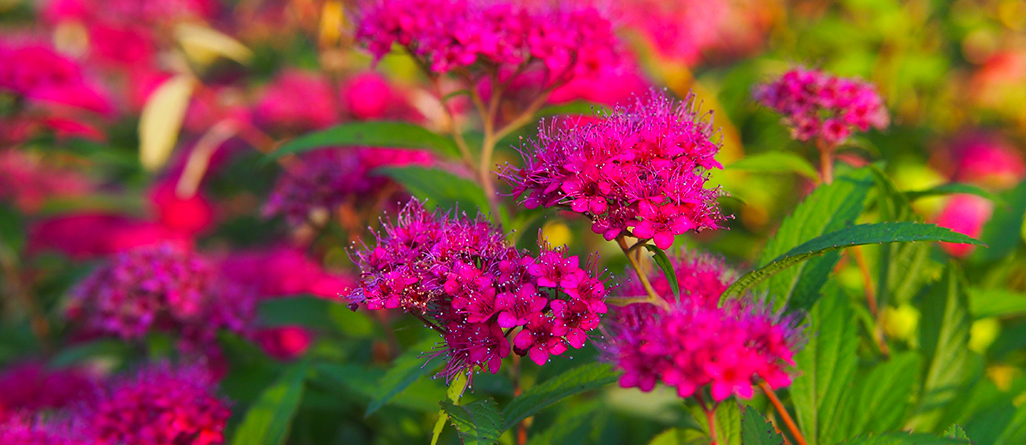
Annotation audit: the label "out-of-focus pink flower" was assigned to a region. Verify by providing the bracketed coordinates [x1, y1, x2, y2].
[340, 72, 421, 122]
[601, 251, 802, 401]
[75, 363, 230, 445]
[254, 70, 339, 133]
[0, 416, 87, 445]
[86, 24, 156, 68]
[28, 214, 192, 259]
[548, 59, 651, 106]
[934, 194, 993, 258]
[947, 135, 1026, 191]
[754, 67, 889, 146]
[218, 247, 356, 299]
[0, 362, 97, 422]
[253, 326, 314, 360]
[149, 183, 215, 236]
[0, 42, 113, 115]
[501, 91, 723, 248]
[43, 0, 217, 27]
[0, 150, 92, 213]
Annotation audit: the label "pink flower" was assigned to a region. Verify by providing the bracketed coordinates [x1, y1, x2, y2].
[934, 194, 994, 258]
[254, 70, 339, 133]
[754, 67, 889, 146]
[254, 326, 314, 361]
[0, 416, 87, 445]
[219, 247, 356, 299]
[495, 284, 546, 329]
[149, 182, 215, 236]
[947, 135, 1026, 191]
[502, 91, 724, 244]
[28, 213, 192, 259]
[76, 363, 230, 445]
[0, 362, 97, 422]
[340, 72, 420, 121]
[0, 150, 92, 213]
[513, 313, 568, 366]
[0, 42, 112, 115]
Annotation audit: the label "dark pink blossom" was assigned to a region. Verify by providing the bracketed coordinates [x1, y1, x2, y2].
[0, 363, 97, 422]
[0, 42, 112, 115]
[76, 363, 229, 445]
[254, 70, 339, 133]
[502, 91, 724, 248]
[0, 150, 92, 213]
[253, 326, 314, 361]
[0, 416, 87, 445]
[219, 247, 356, 300]
[754, 67, 889, 145]
[28, 213, 193, 259]
[934, 194, 993, 258]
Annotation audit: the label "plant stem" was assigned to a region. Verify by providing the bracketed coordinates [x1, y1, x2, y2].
[850, 247, 890, 358]
[758, 381, 808, 445]
[695, 393, 718, 445]
[615, 236, 670, 310]
[817, 139, 834, 185]
[411, 311, 445, 335]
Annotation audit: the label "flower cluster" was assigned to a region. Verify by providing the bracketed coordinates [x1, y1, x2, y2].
[0, 42, 112, 115]
[348, 200, 608, 382]
[502, 92, 724, 249]
[67, 244, 256, 349]
[0, 416, 87, 445]
[0, 362, 97, 422]
[753, 67, 889, 145]
[76, 363, 229, 445]
[0, 150, 92, 213]
[263, 148, 433, 226]
[601, 252, 802, 401]
[356, 0, 620, 84]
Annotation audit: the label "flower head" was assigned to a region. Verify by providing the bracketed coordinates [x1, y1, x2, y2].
[0, 416, 87, 445]
[348, 200, 608, 383]
[0, 42, 112, 115]
[0, 363, 97, 422]
[67, 244, 257, 349]
[502, 91, 724, 248]
[754, 67, 889, 145]
[601, 251, 802, 401]
[76, 363, 230, 445]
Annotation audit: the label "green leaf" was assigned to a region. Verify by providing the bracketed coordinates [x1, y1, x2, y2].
[49, 339, 130, 368]
[868, 166, 935, 309]
[313, 362, 444, 413]
[0, 204, 25, 254]
[365, 337, 441, 416]
[526, 401, 601, 445]
[944, 425, 968, 440]
[268, 121, 460, 159]
[905, 183, 1005, 207]
[648, 428, 709, 445]
[432, 373, 469, 445]
[968, 288, 1026, 319]
[536, 100, 611, 118]
[741, 406, 784, 445]
[645, 244, 680, 299]
[231, 361, 308, 445]
[906, 263, 972, 433]
[791, 283, 859, 445]
[849, 352, 922, 437]
[441, 398, 504, 445]
[501, 363, 619, 432]
[748, 168, 874, 309]
[840, 433, 969, 444]
[971, 178, 1026, 263]
[722, 222, 982, 310]
[377, 166, 492, 219]
[725, 152, 820, 182]
[258, 296, 337, 331]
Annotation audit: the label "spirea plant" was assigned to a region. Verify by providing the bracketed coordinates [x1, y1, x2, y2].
[3, 1, 1025, 445]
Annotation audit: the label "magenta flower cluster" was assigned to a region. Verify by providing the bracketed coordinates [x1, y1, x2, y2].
[753, 67, 889, 145]
[67, 244, 256, 350]
[602, 252, 802, 401]
[502, 92, 724, 249]
[0, 42, 111, 115]
[264, 148, 433, 226]
[0, 362, 97, 423]
[356, 0, 620, 84]
[348, 200, 608, 381]
[0, 363, 229, 445]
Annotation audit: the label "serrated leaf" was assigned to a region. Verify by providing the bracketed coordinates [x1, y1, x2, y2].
[791, 283, 859, 445]
[175, 22, 253, 66]
[848, 352, 922, 437]
[970, 178, 1026, 263]
[139, 75, 195, 171]
[231, 361, 308, 445]
[906, 264, 972, 433]
[967, 288, 1026, 319]
[741, 406, 784, 445]
[433, 373, 469, 445]
[645, 244, 679, 299]
[869, 166, 934, 309]
[526, 401, 601, 445]
[905, 183, 1005, 207]
[944, 425, 968, 440]
[441, 398, 504, 445]
[722, 222, 982, 310]
[750, 168, 873, 309]
[726, 152, 819, 182]
[366, 337, 441, 416]
[377, 166, 492, 219]
[268, 121, 460, 159]
[501, 363, 619, 432]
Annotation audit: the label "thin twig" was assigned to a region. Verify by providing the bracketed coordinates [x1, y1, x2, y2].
[616, 236, 670, 310]
[850, 247, 890, 358]
[758, 381, 808, 445]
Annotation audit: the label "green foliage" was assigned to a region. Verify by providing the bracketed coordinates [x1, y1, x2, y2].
[501, 363, 620, 432]
[971, 179, 1026, 263]
[365, 337, 441, 416]
[723, 222, 981, 310]
[268, 121, 461, 159]
[791, 283, 859, 445]
[725, 152, 820, 182]
[231, 361, 308, 445]
[645, 244, 680, 299]
[740, 406, 784, 445]
[442, 398, 505, 445]
[377, 166, 493, 218]
[847, 352, 922, 437]
[904, 183, 1005, 207]
[907, 264, 973, 433]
